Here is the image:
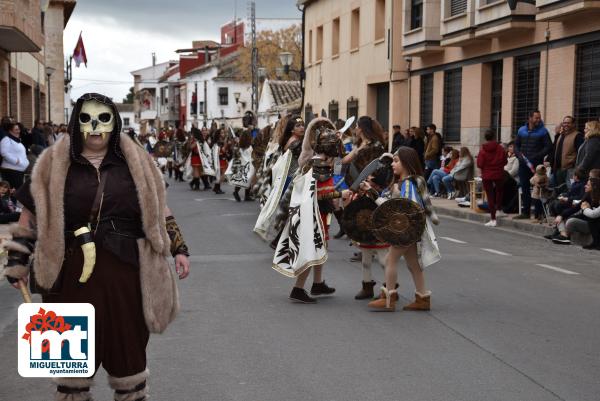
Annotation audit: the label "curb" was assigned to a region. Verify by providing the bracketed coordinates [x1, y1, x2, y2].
[434, 205, 554, 236]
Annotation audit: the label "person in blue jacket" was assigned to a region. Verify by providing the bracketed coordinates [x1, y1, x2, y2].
[514, 110, 553, 219]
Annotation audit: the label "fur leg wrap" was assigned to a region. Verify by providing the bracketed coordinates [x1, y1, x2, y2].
[3, 224, 36, 283]
[53, 377, 94, 401]
[166, 216, 189, 257]
[108, 369, 149, 401]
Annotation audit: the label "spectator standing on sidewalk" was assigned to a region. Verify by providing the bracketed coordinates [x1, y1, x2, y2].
[514, 110, 552, 219]
[552, 116, 584, 189]
[0, 122, 29, 190]
[576, 120, 600, 178]
[409, 126, 426, 168]
[424, 124, 442, 180]
[477, 130, 507, 227]
[391, 125, 404, 152]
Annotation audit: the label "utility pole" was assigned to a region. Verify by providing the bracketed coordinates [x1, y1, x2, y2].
[249, 1, 258, 116]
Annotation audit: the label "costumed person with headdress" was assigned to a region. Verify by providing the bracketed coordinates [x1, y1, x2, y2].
[186, 125, 205, 190]
[267, 115, 306, 249]
[211, 128, 229, 194]
[226, 129, 255, 201]
[331, 118, 353, 239]
[3, 93, 190, 400]
[272, 117, 340, 303]
[173, 127, 188, 182]
[254, 116, 288, 208]
[342, 154, 395, 299]
[362, 147, 440, 312]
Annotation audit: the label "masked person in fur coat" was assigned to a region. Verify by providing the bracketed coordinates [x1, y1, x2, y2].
[3, 93, 190, 401]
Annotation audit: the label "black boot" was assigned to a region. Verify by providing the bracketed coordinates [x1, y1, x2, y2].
[189, 178, 198, 190]
[311, 281, 336, 296]
[244, 189, 253, 201]
[289, 287, 317, 304]
[213, 183, 225, 194]
[201, 176, 211, 190]
[355, 281, 376, 300]
[333, 209, 346, 239]
[233, 188, 241, 202]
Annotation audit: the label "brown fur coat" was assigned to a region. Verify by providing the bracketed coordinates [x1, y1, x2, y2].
[30, 133, 179, 333]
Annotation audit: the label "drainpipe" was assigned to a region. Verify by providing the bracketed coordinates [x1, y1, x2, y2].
[7, 52, 12, 116]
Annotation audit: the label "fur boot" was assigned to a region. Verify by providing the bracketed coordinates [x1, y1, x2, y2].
[53, 377, 94, 401]
[354, 281, 376, 300]
[368, 286, 397, 311]
[108, 369, 149, 401]
[403, 291, 431, 311]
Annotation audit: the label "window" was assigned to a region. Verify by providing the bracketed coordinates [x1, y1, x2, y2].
[450, 0, 467, 17]
[332, 18, 340, 56]
[420, 73, 433, 129]
[512, 53, 540, 134]
[123, 117, 130, 126]
[574, 40, 600, 133]
[443, 68, 462, 142]
[328, 100, 339, 122]
[490, 61, 503, 141]
[316, 25, 323, 61]
[351, 8, 360, 50]
[304, 103, 314, 123]
[411, 0, 423, 30]
[308, 30, 313, 63]
[347, 97, 359, 119]
[218, 87, 228, 106]
[375, 0, 386, 41]
[199, 101, 205, 115]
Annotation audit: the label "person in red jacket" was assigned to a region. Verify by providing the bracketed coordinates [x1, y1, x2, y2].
[477, 130, 508, 227]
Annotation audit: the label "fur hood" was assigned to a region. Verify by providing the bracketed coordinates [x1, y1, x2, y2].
[30, 133, 178, 333]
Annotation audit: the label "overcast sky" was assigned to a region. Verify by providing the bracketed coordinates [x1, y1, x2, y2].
[63, 0, 301, 102]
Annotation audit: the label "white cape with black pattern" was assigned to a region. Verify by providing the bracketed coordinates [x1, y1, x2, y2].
[272, 169, 327, 278]
[226, 146, 254, 188]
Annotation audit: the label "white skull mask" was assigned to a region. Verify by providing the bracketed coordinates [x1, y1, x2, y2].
[79, 100, 114, 140]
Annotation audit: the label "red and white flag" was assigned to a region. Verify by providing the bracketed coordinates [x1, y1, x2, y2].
[73, 32, 87, 67]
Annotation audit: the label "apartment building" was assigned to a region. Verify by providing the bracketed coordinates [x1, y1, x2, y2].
[300, 0, 600, 151]
[0, 0, 75, 125]
[300, 0, 406, 133]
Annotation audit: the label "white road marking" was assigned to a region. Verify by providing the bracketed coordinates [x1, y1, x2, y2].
[440, 236, 467, 244]
[194, 198, 236, 202]
[220, 213, 257, 217]
[535, 264, 580, 275]
[480, 248, 512, 256]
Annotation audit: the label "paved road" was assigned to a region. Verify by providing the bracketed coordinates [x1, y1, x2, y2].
[1, 179, 599, 401]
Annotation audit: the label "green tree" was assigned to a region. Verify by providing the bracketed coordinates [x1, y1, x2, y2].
[122, 86, 135, 104]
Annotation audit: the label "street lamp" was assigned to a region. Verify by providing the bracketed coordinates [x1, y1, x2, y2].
[234, 92, 241, 104]
[279, 51, 294, 75]
[45, 66, 55, 122]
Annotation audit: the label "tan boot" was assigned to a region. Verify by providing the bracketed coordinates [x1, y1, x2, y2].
[403, 291, 431, 311]
[368, 286, 397, 311]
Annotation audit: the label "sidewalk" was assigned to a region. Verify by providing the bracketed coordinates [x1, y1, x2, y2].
[431, 198, 554, 236]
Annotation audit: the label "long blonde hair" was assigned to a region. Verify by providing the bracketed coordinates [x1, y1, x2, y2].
[585, 120, 600, 139]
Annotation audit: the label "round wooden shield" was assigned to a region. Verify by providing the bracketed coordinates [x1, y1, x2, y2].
[154, 141, 174, 157]
[371, 198, 426, 246]
[342, 196, 379, 244]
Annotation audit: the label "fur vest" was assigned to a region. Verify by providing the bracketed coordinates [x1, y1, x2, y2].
[30, 133, 179, 333]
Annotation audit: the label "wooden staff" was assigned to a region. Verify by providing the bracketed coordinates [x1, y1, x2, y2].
[19, 279, 32, 303]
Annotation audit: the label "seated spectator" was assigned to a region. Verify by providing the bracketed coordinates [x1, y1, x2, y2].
[563, 170, 600, 249]
[548, 167, 586, 218]
[501, 141, 520, 213]
[0, 122, 29, 190]
[0, 181, 20, 224]
[442, 147, 474, 199]
[576, 120, 600, 177]
[427, 149, 459, 196]
[550, 169, 599, 244]
[530, 164, 550, 222]
[441, 146, 454, 168]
